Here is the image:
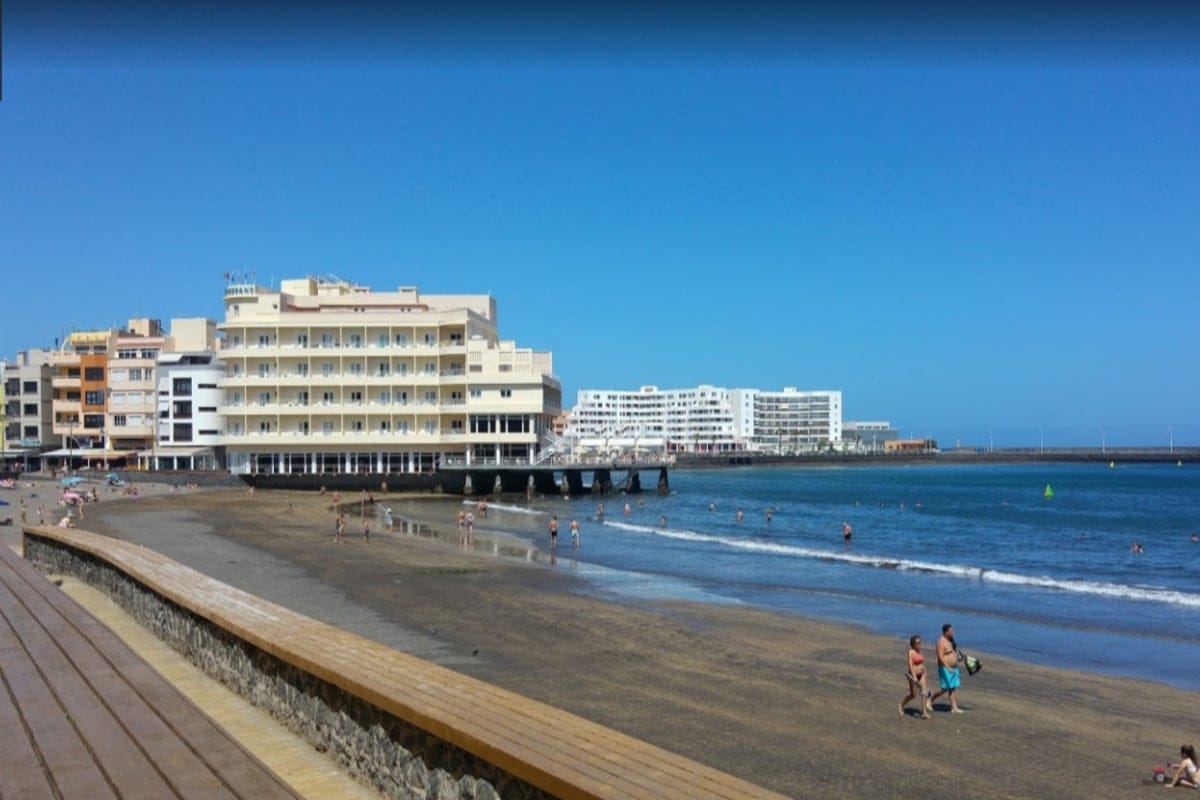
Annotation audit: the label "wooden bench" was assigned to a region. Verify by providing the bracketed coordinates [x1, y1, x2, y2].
[0, 542, 302, 800]
[23, 526, 790, 800]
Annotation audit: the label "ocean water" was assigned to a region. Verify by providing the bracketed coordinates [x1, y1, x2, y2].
[421, 463, 1200, 690]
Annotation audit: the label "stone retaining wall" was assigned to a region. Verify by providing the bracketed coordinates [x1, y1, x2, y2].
[24, 534, 548, 800]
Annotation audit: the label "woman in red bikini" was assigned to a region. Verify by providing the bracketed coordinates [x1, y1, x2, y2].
[898, 635, 933, 719]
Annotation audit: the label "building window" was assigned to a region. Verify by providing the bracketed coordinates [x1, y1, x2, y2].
[258, 392, 271, 406]
[350, 391, 363, 404]
[296, 363, 308, 376]
[469, 389, 481, 399]
[380, 420, 390, 432]
[113, 415, 127, 426]
[85, 390, 106, 406]
[348, 362, 362, 375]
[172, 377, 192, 395]
[259, 421, 271, 433]
[23, 403, 37, 415]
[321, 333, 334, 347]
[351, 420, 364, 431]
[297, 334, 308, 347]
[84, 367, 104, 381]
[257, 334, 270, 348]
[172, 401, 192, 419]
[500, 389, 512, 398]
[173, 423, 193, 442]
[349, 334, 363, 347]
[322, 363, 334, 377]
[23, 381, 37, 393]
[322, 391, 334, 404]
[394, 333, 408, 346]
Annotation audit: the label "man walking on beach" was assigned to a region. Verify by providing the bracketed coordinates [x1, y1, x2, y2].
[931, 623, 964, 713]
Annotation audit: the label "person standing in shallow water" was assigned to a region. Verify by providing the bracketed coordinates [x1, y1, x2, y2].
[548, 515, 559, 550]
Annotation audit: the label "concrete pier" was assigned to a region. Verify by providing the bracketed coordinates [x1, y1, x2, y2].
[439, 460, 671, 497]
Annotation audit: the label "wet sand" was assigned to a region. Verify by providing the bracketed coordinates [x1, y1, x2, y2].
[49, 484, 1197, 799]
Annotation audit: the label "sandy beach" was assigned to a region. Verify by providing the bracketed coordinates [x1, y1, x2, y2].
[11, 477, 1194, 799]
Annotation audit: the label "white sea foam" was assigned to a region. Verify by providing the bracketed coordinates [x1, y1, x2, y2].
[601, 520, 1200, 609]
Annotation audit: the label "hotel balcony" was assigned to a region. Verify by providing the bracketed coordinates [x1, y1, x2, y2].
[52, 376, 82, 389]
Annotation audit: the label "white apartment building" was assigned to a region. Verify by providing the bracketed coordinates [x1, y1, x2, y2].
[155, 351, 224, 470]
[218, 276, 561, 476]
[569, 385, 844, 454]
[731, 387, 842, 453]
[569, 385, 740, 454]
[3, 349, 54, 468]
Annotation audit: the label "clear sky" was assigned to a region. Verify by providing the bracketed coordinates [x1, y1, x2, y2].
[2, 2, 1197, 447]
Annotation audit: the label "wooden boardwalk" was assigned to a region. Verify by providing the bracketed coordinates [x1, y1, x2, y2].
[0, 542, 303, 800]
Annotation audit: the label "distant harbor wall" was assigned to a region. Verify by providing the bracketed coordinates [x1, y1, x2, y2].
[675, 448, 1200, 469]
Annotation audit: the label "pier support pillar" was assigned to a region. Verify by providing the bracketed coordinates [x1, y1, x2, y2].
[657, 467, 670, 495]
[593, 469, 613, 495]
[463, 473, 474, 495]
[624, 470, 642, 493]
[493, 474, 503, 494]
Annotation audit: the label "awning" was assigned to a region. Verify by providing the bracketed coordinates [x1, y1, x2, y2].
[39, 448, 138, 460]
[142, 446, 213, 458]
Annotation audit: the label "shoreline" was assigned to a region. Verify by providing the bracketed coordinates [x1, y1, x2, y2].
[62, 487, 1200, 798]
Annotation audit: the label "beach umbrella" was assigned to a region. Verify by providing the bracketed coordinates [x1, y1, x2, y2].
[60, 476, 84, 487]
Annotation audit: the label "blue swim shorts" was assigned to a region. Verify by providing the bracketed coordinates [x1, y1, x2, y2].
[938, 664, 961, 691]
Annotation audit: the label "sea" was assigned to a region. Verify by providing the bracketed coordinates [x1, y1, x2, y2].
[407, 462, 1200, 691]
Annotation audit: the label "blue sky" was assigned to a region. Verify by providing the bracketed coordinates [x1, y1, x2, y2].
[2, 3, 1198, 447]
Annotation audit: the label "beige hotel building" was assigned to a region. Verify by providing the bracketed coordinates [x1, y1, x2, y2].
[219, 276, 562, 476]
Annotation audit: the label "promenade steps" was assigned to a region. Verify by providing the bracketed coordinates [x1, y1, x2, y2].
[22, 524, 789, 800]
